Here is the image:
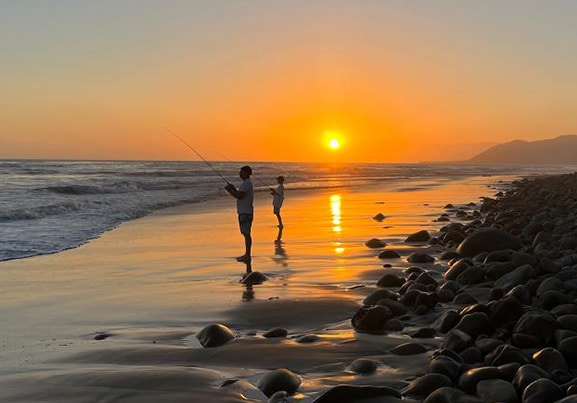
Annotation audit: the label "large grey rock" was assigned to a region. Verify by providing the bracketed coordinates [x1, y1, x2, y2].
[457, 227, 522, 257]
[196, 323, 236, 347]
[522, 378, 563, 403]
[257, 368, 302, 397]
[351, 305, 394, 334]
[494, 264, 537, 292]
[403, 373, 452, 397]
[475, 379, 517, 403]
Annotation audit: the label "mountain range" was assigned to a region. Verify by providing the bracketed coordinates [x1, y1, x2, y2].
[468, 135, 577, 164]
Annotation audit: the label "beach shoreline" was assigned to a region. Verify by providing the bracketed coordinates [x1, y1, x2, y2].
[0, 172, 544, 402]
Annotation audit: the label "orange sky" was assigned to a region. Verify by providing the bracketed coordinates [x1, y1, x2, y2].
[2, 1, 577, 163]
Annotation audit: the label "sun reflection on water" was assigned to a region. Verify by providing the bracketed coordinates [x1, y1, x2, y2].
[330, 194, 345, 254]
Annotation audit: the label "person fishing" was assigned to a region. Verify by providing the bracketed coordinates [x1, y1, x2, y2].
[271, 175, 285, 241]
[225, 165, 254, 262]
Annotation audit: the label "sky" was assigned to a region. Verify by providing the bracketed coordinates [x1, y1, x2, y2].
[2, 0, 577, 163]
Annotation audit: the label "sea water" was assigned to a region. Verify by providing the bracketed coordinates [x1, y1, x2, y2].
[0, 159, 571, 261]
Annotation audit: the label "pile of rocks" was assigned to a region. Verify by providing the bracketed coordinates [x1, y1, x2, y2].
[352, 172, 577, 402]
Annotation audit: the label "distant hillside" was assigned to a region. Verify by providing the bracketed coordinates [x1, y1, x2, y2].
[468, 135, 577, 164]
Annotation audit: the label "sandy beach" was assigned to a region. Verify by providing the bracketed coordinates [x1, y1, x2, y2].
[0, 174, 519, 401]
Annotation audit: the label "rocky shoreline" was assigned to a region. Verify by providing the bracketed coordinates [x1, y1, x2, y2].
[353, 172, 577, 402]
[197, 172, 577, 402]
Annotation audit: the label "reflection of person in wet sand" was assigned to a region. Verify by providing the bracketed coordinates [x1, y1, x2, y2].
[225, 165, 254, 262]
[273, 239, 288, 267]
[241, 260, 254, 301]
[271, 175, 285, 241]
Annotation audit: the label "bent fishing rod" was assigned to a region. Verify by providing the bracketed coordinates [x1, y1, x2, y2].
[165, 127, 232, 186]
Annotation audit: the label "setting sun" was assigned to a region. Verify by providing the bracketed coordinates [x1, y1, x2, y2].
[329, 138, 340, 150]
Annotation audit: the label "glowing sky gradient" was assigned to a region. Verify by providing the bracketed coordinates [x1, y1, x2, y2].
[2, 1, 577, 162]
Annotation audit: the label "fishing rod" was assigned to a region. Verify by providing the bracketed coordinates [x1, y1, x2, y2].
[165, 127, 232, 186]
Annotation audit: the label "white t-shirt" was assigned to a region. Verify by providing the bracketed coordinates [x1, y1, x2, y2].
[237, 178, 254, 215]
[273, 184, 284, 209]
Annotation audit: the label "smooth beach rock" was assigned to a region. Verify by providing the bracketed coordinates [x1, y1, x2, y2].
[312, 385, 400, 403]
[475, 338, 504, 356]
[506, 284, 532, 305]
[365, 238, 386, 248]
[558, 336, 577, 366]
[440, 250, 462, 261]
[363, 288, 398, 305]
[522, 378, 564, 403]
[415, 272, 438, 287]
[263, 328, 288, 338]
[403, 373, 452, 397]
[411, 327, 437, 338]
[512, 364, 551, 392]
[452, 292, 478, 305]
[390, 342, 428, 355]
[428, 355, 463, 381]
[444, 259, 473, 281]
[475, 379, 517, 403]
[533, 347, 570, 374]
[536, 290, 573, 310]
[458, 366, 501, 394]
[378, 249, 402, 259]
[498, 362, 521, 382]
[383, 318, 404, 331]
[493, 264, 536, 292]
[437, 288, 455, 303]
[537, 277, 565, 297]
[406, 266, 425, 275]
[423, 387, 483, 403]
[351, 305, 394, 334]
[257, 368, 302, 397]
[372, 213, 386, 222]
[377, 299, 408, 316]
[485, 344, 532, 367]
[435, 310, 460, 333]
[347, 358, 379, 374]
[454, 312, 492, 339]
[241, 271, 268, 285]
[459, 346, 483, 364]
[489, 295, 523, 328]
[407, 252, 435, 263]
[456, 265, 486, 285]
[513, 310, 559, 344]
[443, 329, 472, 353]
[295, 334, 319, 343]
[196, 323, 236, 348]
[376, 273, 405, 287]
[405, 230, 431, 242]
[457, 227, 522, 257]
[558, 314, 577, 332]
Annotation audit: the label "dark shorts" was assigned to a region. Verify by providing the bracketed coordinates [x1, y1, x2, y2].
[238, 214, 253, 235]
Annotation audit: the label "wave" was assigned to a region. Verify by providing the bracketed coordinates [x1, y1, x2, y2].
[0, 202, 82, 222]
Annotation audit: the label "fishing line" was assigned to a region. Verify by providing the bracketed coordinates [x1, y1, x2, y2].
[165, 127, 232, 186]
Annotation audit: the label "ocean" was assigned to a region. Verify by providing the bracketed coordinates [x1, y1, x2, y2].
[0, 159, 572, 262]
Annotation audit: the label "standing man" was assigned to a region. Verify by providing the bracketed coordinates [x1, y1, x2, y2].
[225, 165, 254, 262]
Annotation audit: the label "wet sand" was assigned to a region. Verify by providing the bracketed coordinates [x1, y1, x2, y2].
[0, 175, 514, 402]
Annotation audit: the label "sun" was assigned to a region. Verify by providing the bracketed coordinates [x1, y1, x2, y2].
[324, 130, 343, 151]
[329, 138, 340, 150]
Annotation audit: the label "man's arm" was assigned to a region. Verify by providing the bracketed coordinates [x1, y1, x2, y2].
[225, 184, 246, 199]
